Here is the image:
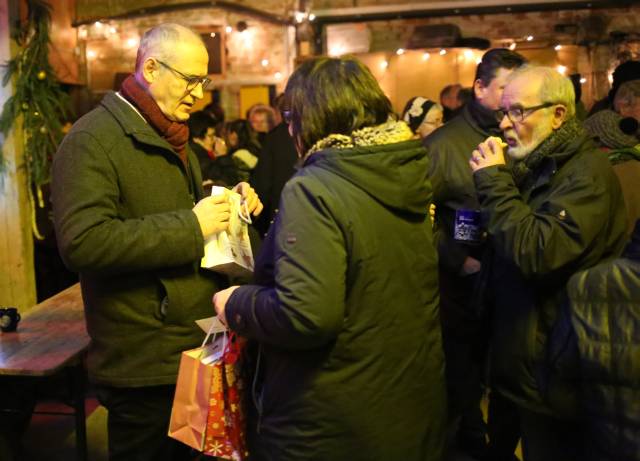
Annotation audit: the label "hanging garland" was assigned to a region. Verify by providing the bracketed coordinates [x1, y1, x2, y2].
[0, 0, 69, 239]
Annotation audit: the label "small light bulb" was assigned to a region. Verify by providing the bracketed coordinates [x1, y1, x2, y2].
[396, 48, 405, 55]
[509, 42, 517, 50]
[210, 32, 216, 38]
[554, 44, 562, 51]
[309, 13, 316, 21]
[526, 35, 534, 41]
[261, 59, 269, 67]
[380, 60, 389, 70]
[439, 49, 447, 56]
[556, 65, 567, 75]
[87, 50, 97, 59]
[422, 52, 430, 61]
[464, 49, 473, 59]
[94, 21, 103, 28]
[580, 77, 587, 84]
[275, 72, 282, 80]
[226, 26, 233, 33]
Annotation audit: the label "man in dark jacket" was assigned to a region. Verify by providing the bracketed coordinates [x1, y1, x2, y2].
[470, 65, 627, 461]
[52, 24, 261, 461]
[424, 48, 526, 459]
[545, 219, 640, 461]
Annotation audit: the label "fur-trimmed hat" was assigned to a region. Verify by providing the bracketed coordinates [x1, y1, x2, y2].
[402, 97, 436, 133]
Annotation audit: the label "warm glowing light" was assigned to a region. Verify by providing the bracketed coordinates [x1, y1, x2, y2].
[94, 21, 103, 28]
[380, 60, 389, 70]
[554, 44, 562, 51]
[294, 11, 306, 23]
[261, 59, 269, 67]
[78, 28, 88, 39]
[476, 58, 482, 64]
[87, 50, 97, 59]
[556, 65, 567, 75]
[396, 48, 405, 55]
[509, 42, 517, 50]
[225, 26, 233, 33]
[464, 49, 474, 59]
[422, 52, 430, 61]
[608, 72, 614, 84]
[210, 32, 216, 38]
[309, 13, 316, 21]
[580, 77, 587, 84]
[274, 72, 282, 80]
[329, 45, 345, 56]
[439, 49, 447, 56]
[526, 35, 534, 41]
[109, 26, 117, 35]
[126, 38, 139, 49]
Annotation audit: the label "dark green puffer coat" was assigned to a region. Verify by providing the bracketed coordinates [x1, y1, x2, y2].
[52, 92, 227, 387]
[226, 135, 447, 461]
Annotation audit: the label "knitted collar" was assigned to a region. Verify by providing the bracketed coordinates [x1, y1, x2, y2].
[120, 74, 189, 167]
[304, 120, 414, 160]
[511, 117, 583, 185]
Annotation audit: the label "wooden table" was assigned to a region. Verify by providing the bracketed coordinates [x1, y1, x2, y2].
[0, 283, 89, 461]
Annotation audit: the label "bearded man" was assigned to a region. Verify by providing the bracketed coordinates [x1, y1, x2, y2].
[469, 65, 627, 461]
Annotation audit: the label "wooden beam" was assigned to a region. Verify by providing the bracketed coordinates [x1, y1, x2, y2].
[0, 0, 37, 312]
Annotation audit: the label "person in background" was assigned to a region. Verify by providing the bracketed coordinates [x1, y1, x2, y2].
[225, 118, 262, 182]
[250, 95, 298, 237]
[213, 56, 447, 461]
[584, 109, 640, 237]
[187, 110, 239, 188]
[51, 23, 262, 461]
[401, 96, 444, 139]
[544, 218, 640, 461]
[440, 83, 463, 122]
[456, 87, 473, 112]
[588, 60, 640, 116]
[569, 74, 588, 121]
[247, 103, 277, 145]
[614, 79, 640, 120]
[424, 47, 526, 461]
[470, 65, 627, 461]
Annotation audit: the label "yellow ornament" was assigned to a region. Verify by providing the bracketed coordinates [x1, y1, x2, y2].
[39, 126, 47, 134]
[37, 71, 46, 80]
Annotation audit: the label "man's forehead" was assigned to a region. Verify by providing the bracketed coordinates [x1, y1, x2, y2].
[502, 75, 540, 105]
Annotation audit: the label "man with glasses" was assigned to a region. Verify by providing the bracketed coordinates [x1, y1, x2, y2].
[424, 48, 526, 460]
[52, 24, 262, 461]
[469, 65, 627, 460]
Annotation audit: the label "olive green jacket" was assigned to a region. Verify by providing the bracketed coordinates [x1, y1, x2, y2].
[52, 92, 227, 387]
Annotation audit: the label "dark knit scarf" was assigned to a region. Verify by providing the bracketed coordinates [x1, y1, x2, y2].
[120, 74, 189, 167]
[511, 117, 583, 186]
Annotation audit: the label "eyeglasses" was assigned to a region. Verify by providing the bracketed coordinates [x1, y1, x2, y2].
[495, 102, 557, 124]
[156, 59, 211, 91]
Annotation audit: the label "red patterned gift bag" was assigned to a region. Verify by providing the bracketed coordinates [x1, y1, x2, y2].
[203, 332, 249, 460]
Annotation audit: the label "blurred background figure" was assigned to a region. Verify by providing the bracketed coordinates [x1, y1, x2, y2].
[187, 110, 238, 188]
[456, 87, 473, 112]
[247, 103, 277, 145]
[614, 79, 640, 120]
[224, 118, 262, 182]
[250, 94, 298, 237]
[440, 83, 463, 122]
[203, 88, 225, 124]
[588, 60, 640, 116]
[584, 109, 640, 237]
[401, 96, 444, 139]
[569, 74, 588, 121]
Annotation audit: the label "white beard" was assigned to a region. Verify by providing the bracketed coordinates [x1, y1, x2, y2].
[506, 123, 553, 160]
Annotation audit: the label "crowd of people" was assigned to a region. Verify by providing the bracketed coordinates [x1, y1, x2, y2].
[47, 21, 640, 461]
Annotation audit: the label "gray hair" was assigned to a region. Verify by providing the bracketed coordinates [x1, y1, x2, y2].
[614, 79, 640, 109]
[135, 23, 204, 73]
[507, 65, 576, 118]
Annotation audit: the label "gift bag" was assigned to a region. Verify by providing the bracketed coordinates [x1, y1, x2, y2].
[168, 330, 228, 450]
[203, 333, 249, 460]
[168, 327, 249, 460]
[201, 187, 254, 278]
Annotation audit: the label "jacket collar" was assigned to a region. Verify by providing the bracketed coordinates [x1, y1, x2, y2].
[100, 91, 178, 155]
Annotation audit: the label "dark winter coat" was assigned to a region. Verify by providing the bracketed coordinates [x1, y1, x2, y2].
[52, 92, 227, 387]
[545, 220, 640, 461]
[225, 130, 447, 461]
[474, 124, 627, 414]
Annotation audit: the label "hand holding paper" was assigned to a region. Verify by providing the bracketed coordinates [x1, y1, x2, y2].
[192, 194, 231, 238]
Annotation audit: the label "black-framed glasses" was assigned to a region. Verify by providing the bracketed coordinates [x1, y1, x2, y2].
[156, 59, 211, 91]
[495, 102, 556, 123]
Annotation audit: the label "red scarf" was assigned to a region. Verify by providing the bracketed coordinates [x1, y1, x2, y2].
[120, 74, 189, 167]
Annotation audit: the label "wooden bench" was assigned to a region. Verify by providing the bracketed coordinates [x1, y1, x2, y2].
[0, 283, 89, 461]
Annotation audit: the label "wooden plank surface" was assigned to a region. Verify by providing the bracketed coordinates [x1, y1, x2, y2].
[0, 284, 89, 376]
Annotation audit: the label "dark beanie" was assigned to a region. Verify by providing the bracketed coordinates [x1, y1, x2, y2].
[402, 97, 437, 133]
[608, 60, 640, 103]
